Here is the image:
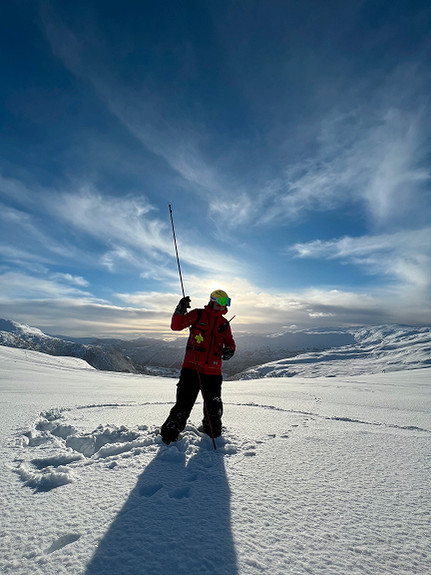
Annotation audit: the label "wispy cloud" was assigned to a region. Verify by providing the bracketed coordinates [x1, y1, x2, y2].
[40, 6, 225, 199]
[116, 291, 181, 312]
[48, 186, 243, 280]
[47, 187, 170, 267]
[218, 60, 431, 232]
[255, 103, 430, 230]
[0, 271, 95, 301]
[0, 166, 243, 290]
[0, 191, 83, 266]
[0, 297, 170, 338]
[0, 174, 36, 204]
[291, 228, 431, 294]
[52, 273, 89, 287]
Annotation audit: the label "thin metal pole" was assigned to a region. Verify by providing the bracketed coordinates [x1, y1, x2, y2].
[169, 204, 186, 297]
[168, 204, 217, 450]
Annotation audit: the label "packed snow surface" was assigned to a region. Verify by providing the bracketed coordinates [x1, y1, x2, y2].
[1, 345, 430, 575]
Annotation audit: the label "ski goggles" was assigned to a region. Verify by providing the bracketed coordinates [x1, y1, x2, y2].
[211, 295, 231, 307]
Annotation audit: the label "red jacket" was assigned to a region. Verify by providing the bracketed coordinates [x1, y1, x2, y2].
[171, 305, 236, 375]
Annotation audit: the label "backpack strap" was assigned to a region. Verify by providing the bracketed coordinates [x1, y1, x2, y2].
[186, 309, 204, 351]
[192, 308, 203, 328]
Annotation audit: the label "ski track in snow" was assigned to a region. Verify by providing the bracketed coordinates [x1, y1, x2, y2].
[227, 402, 431, 433]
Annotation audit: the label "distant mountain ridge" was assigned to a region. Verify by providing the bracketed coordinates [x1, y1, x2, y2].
[0, 319, 358, 378]
[0, 319, 138, 374]
[234, 325, 431, 379]
[0, 318, 429, 379]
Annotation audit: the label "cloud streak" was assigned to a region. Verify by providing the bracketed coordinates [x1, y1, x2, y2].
[1, 169, 243, 285]
[0, 271, 95, 301]
[255, 103, 431, 230]
[40, 5, 226, 199]
[49, 187, 243, 280]
[291, 228, 431, 297]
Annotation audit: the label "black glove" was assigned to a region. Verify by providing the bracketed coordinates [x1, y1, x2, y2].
[175, 296, 191, 315]
[222, 347, 234, 360]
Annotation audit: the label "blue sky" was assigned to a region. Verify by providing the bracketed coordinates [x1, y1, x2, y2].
[1, 0, 430, 338]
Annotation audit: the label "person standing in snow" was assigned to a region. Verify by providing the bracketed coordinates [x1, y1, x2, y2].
[160, 289, 236, 445]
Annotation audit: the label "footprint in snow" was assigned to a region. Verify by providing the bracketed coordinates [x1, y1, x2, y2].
[169, 486, 191, 499]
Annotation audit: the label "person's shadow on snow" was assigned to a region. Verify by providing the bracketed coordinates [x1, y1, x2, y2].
[84, 437, 238, 575]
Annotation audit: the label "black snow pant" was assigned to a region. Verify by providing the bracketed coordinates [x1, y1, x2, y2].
[161, 368, 223, 444]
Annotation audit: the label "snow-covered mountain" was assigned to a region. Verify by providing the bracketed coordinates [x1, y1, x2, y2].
[234, 325, 431, 379]
[0, 319, 355, 377]
[0, 319, 137, 374]
[1, 318, 430, 379]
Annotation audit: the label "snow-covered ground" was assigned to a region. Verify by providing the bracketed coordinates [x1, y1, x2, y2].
[1, 345, 430, 575]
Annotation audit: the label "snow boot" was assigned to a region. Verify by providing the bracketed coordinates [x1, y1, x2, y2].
[202, 396, 223, 438]
[160, 411, 187, 445]
[201, 418, 222, 438]
[160, 421, 180, 445]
